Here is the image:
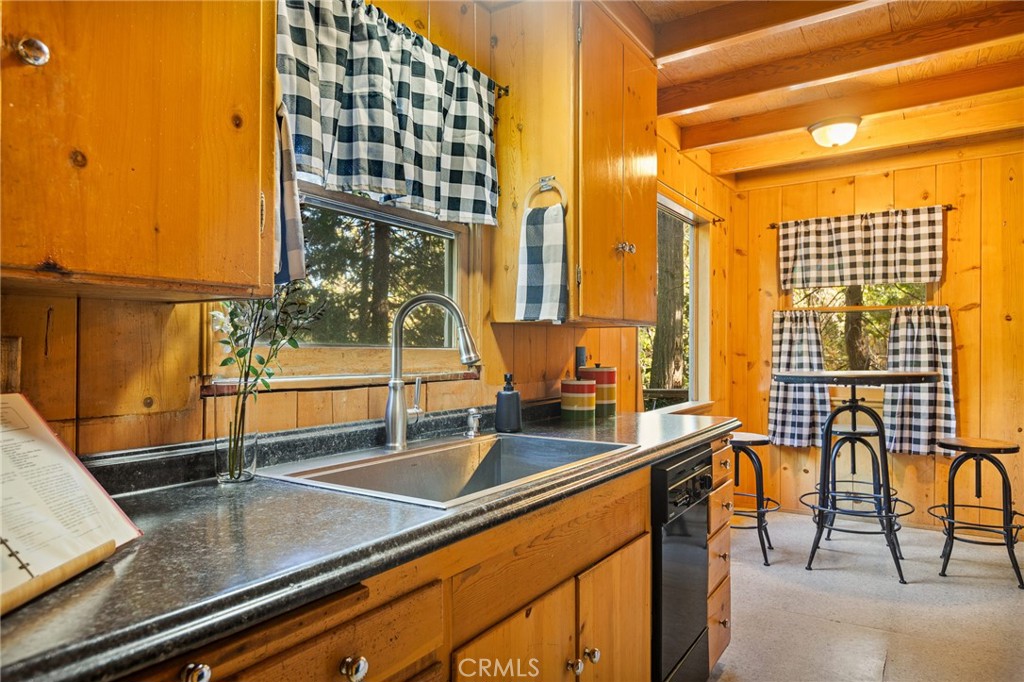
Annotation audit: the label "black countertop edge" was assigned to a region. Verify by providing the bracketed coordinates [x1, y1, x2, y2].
[6, 414, 737, 682]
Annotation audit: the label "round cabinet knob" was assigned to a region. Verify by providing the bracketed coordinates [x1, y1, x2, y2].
[584, 647, 601, 663]
[719, 552, 729, 561]
[566, 658, 585, 676]
[339, 656, 369, 682]
[626, 243, 636, 254]
[179, 663, 212, 682]
[723, 501, 733, 510]
[719, 618, 731, 628]
[16, 37, 50, 66]
[720, 459, 731, 469]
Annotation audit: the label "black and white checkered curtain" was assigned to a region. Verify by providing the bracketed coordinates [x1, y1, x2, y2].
[277, 0, 498, 225]
[768, 311, 831, 448]
[778, 205, 944, 290]
[883, 306, 956, 454]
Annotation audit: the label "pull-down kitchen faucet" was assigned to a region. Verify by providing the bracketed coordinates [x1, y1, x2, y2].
[385, 293, 480, 450]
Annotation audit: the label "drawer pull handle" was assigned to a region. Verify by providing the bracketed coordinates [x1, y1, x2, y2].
[179, 663, 212, 682]
[722, 501, 733, 511]
[719, 618, 731, 629]
[584, 647, 601, 664]
[719, 552, 729, 561]
[17, 37, 50, 66]
[567, 658, 585, 675]
[720, 459, 731, 469]
[339, 656, 369, 682]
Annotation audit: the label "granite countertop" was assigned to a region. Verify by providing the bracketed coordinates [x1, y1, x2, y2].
[0, 410, 739, 682]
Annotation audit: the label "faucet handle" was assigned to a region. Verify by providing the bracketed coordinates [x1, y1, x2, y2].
[466, 407, 481, 438]
[408, 377, 423, 424]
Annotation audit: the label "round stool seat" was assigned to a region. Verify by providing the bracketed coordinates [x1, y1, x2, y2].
[937, 437, 1020, 455]
[830, 424, 879, 438]
[731, 432, 770, 447]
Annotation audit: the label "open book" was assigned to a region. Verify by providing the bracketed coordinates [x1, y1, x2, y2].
[1, 393, 141, 614]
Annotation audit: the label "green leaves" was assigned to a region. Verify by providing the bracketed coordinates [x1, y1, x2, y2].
[210, 281, 326, 399]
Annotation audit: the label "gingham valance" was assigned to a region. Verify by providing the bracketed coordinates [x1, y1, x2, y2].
[277, 0, 499, 226]
[883, 306, 956, 455]
[778, 205, 944, 290]
[768, 310, 831, 448]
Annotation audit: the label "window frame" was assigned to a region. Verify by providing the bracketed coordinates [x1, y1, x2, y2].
[202, 183, 482, 391]
[641, 194, 710, 408]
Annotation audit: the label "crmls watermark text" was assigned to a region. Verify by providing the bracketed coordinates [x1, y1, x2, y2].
[457, 657, 541, 679]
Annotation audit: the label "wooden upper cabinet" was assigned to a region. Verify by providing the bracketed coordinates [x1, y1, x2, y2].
[489, 1, 657, 325]
[578, 2, 657, 324]
[1, 1, 275, 300]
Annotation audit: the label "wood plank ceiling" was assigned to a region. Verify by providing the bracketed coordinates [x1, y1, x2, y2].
[636, 0, 1024, 183]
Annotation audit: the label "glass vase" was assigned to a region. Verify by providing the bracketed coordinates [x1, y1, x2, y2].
[214, 388, 259, 483]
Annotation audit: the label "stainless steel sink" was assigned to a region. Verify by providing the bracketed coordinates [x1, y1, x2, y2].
[260, 434, 634, 509]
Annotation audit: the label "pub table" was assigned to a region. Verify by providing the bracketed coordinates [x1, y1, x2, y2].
[772, 370, 941, 584]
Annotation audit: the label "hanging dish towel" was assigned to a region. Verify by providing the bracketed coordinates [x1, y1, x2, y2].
[515, 204, 568, 322]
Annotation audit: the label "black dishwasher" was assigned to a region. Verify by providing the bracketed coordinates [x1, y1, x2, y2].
[652, 445, 714, 682]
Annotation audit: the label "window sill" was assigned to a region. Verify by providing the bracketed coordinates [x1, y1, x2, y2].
[644, 400, 716, 416]
[201, 368, 480, 397]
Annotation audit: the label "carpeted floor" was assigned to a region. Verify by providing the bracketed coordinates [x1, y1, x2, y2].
[710, 511, 1024, 682]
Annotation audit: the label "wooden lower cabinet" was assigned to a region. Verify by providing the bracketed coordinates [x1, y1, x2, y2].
[707, 456, 734, 673]
[453, 534, 651, 682]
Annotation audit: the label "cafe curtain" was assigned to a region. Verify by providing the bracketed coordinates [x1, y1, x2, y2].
[778, 206, 944, 290]
[768, 310, 831, 448]
[883, 306, 956, 455]
[277, 0, 499, 225]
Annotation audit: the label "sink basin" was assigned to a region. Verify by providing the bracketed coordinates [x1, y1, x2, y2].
[261, 434, 634, 509]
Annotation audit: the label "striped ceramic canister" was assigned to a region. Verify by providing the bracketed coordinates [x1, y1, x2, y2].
[561, 379, 596, 422]
[579, 366, 616, 417]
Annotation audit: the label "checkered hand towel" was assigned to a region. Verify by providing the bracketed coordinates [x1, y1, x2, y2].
[515, 205, 568, 322]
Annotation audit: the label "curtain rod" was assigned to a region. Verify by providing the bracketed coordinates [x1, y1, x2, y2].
[768, 203, 955, 229]
[662, 189, 726, 224]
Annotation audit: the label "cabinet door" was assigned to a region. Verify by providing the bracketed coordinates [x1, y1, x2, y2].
[577, 534, 650, 682]
[578, 2, 624, 321]
[453, 580, 576, 682]
[621, 42, 658, 324]
[1, 1, 271, 298]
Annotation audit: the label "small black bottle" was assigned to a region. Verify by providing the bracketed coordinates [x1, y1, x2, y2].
[495, 373, 522, 433]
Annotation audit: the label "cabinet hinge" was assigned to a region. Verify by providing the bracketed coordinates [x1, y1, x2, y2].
[259, 192, 266, 235]
[577, 23, 582, 44]
[576, 264, 582, 285]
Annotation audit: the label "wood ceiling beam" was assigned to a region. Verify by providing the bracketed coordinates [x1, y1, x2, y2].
[654, 0, 881, 65]
[680, 58, 1024, 149]
[657, 2, 1024, 117]
[709, 96, 1024, 175]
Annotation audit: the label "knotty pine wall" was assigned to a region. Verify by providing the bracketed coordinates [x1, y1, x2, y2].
[0, 0, 643, 457]
[727, 151, 1024, 529]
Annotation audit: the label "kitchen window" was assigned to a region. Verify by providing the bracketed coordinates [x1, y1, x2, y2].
[206, 186, 477, 386]
[791, 284, 927, 370]
[641, 197, 709, 409]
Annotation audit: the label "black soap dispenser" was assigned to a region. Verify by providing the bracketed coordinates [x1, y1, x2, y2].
[495, 373, 522, 433]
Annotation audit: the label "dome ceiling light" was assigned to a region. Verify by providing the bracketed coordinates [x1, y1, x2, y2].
[808, 116, 862, 148]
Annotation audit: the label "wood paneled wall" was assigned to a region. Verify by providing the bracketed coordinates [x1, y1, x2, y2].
[727, 152, 1024, 529]
[0, 0, 642, 457]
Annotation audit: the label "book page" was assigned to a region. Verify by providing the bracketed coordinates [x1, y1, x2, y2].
[1, 394, 140, 592]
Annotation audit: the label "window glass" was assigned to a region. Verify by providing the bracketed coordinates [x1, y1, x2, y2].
[640, 204, 696, 409]
[297, 200, 456, 348]
[792, 284, 926, 370]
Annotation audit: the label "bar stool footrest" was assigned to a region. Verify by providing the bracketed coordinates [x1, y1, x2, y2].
[927, 503, 1023, 545]
[799, 491, 915, 534]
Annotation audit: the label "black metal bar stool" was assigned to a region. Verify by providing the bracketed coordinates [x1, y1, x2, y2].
[729, 432, 781, 566]
[927, 437, 1023, 589]
[823, 423, 891, 543]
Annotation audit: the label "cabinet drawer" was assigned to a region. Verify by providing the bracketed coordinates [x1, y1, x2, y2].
[707, 577, 732, 672]
[707, 524, 730, 595]
[227, 581, 443, 682]
[708, 480, 734, 536]
[712, 443, 734, 488]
